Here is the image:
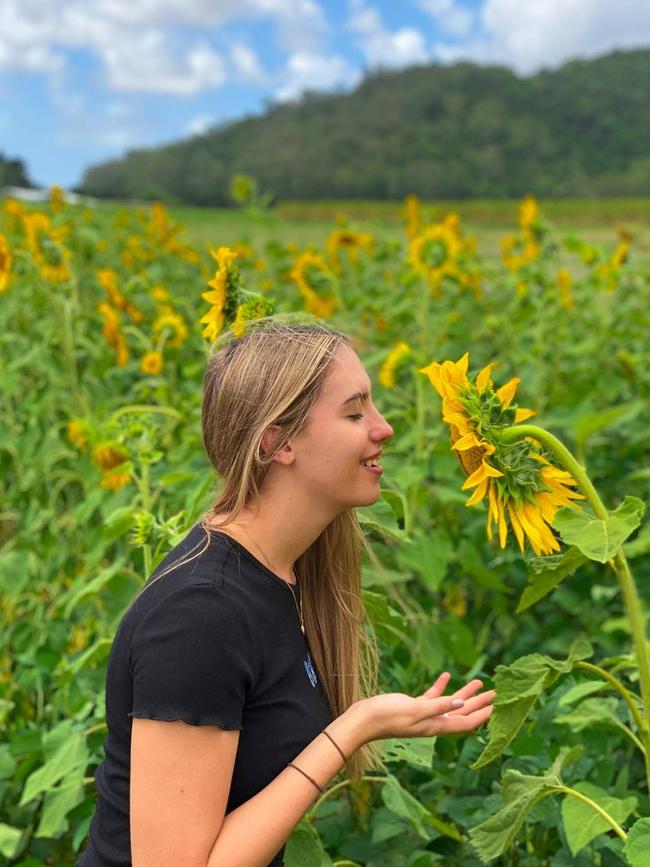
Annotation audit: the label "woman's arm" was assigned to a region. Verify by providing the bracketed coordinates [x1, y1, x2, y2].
[206, 703, 367, 867]
[207, 676, 494, 867]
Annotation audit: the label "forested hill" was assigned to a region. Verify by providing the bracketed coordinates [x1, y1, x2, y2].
[0, 154, 32, 188]
[80, 48, 650, 203]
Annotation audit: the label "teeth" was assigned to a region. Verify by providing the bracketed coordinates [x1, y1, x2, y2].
[362, 458, 381, 467]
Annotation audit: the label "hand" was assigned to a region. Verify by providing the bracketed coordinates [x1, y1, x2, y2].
[353, 672, 495, 745]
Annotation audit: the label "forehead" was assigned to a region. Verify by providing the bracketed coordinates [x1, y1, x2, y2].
[320, 344, 369, 404]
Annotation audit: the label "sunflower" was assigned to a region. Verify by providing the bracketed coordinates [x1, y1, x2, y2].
[420, 353, 584, 557]
[97, 269, 143, 322]
[0, 233, 12, 292]
[379, 341, 411, 388]
[200, 246, 241, 342]
[23, 212, 70, 282]
[98, 302, 129, 367]
[409, 223, 462, 295]
[153, 306, 188, 347]
[290, 251, 337, 317]
[326, 228, 373, 271]
[556, 268, 574, 310]
[404, 194, 422, 239]
[93, 442, 129, 471]
[93, 442, 131, 489]
[49, 186, 65, 212]
[140, 351, 163, 376]
[230, 296, 275, 339]
[66, 419, 89, 451]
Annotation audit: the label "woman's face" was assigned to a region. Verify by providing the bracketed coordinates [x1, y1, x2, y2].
[289, 343, 394, 510]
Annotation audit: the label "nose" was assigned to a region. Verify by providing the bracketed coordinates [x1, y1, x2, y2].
[372, 411, 394, 443]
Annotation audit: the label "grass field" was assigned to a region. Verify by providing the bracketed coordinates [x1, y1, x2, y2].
[168, 197, 650, 258]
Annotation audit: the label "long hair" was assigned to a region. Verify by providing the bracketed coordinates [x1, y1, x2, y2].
[141, 320, 384, 780]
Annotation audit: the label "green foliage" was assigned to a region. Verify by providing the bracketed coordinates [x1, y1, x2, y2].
[471, 639, 593, 769]
[1, 195, 648, 865]
[553, 496, 645, 562]
[468, 747, 583, 862]
[0, 152, 33, 188]
[79, 49, 650, 202]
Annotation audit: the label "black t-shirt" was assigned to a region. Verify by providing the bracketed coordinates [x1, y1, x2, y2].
[77, 523, 333, 867]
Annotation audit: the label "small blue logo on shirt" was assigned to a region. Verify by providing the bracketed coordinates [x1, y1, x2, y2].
[304, 651, 318, 687]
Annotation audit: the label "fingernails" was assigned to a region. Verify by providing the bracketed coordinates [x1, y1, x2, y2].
[452, 699, 465, 708]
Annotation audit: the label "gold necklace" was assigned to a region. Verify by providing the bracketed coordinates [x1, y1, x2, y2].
[236, 524, 305, 636]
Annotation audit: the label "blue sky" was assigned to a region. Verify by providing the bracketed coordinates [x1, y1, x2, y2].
[1, 0, 649, 188]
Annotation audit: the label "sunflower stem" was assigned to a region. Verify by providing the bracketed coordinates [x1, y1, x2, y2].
[501, 423, 650, 792]
[555, 786, 627, 841]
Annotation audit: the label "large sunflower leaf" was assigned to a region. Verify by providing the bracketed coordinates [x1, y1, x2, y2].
[517, 546, 588, 612]
[471, 638, 592, 769]
[469, 747, 581, 862]
[561, 781, 637, 856]
[624, 818, 650, 866]
[552, 497, 645, 563]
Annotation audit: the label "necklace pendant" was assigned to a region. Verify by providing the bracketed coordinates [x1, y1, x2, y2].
[300, 623, 305, 635]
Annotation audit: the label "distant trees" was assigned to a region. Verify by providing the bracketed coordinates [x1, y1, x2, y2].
[0, 153, 33, 188]
[80, 49, 650, 203]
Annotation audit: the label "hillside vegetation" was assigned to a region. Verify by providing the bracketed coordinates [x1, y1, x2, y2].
[80, 49, 650, 204]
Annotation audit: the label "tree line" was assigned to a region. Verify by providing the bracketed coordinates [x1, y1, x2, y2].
[78, 48, 650, 204]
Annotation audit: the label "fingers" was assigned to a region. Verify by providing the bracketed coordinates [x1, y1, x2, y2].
[451, 679, 486, 702]
[420, 675, 487, 703]
[419, 671, 451, 700]
[445, 689, 495, 718]
[441, 702, 494, 733]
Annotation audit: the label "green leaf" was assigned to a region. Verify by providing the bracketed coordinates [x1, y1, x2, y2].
[398, 528, 452, 592]
[0, 744, 17, 780]
[625, 521, 650, 559]
[624, 818, 650, 866]
[552, 497, 645, 563]
[469, 748, 580, 862]
[19, 732, 88, 806]
[555, 696, 630, 738]
[0, 823, 24, 859]
[561, 781, 636, 856]
[517, 546, 588, 612]
[439, 617, 478, 668]
[471, 638, 592, 768]
[362, 590, 410, 645]
[558, 680, 606, 707]
[381, 775, 433, 841]
[35, 778, 85, 838]
[381, 737, 436, 769]
[284, 824, 330, 866]
[456, 540, 507, 591]
[574, 402, 643, 451]
[103, 505, 136, 541]
[358, 500, 410, 542]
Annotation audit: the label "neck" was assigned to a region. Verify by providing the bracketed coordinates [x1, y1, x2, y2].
[211, 477, 341, 583]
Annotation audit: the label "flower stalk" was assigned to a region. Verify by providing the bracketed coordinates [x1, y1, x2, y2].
[501, 422, 650, 791]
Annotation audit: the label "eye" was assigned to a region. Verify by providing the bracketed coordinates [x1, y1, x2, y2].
[348, 413, 364, 420]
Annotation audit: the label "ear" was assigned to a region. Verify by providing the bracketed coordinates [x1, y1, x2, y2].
[260, 424, 295, 465]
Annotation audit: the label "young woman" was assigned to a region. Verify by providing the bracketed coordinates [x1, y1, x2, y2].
[77, 321, 495, 867]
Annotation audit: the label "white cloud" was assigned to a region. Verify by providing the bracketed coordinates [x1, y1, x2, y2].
[348, 2, 428, 69]
[0, 0, 328, 87]
[185, 113, 215, 136]
[230, 43, 265, 83]
[458, 0, 650, 74]
[102, 34, 226, 94]
[418, 0, 475, 39]
[276, 52, 360, 101]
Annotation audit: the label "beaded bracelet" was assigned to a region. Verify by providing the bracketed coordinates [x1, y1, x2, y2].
[287, 762, 324, 793]
[321, 729, 348, 763]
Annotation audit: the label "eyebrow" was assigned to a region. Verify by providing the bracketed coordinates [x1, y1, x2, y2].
[341, 390, 370, 408]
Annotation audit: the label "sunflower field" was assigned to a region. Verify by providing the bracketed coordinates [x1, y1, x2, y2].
[1, 189, 649, 866]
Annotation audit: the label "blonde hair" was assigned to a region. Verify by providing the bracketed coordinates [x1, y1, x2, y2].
[140, 319, 384, 780]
